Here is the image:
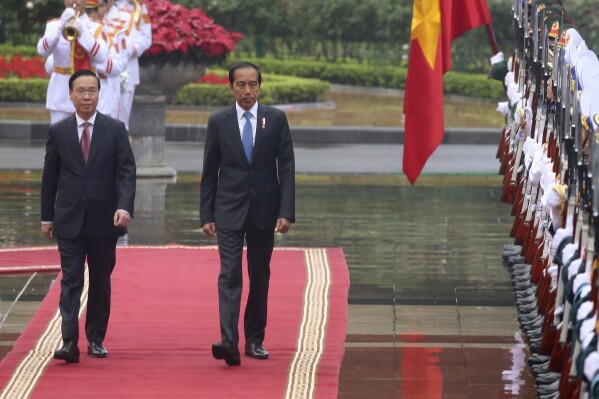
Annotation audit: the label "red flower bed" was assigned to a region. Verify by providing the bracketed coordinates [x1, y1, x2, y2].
[145, 0, 242, 61]
[196, 72, 229, 85]
[0, 55, 46, 79]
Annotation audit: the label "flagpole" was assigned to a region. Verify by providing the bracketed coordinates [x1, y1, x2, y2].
[485, 23, 500, 55]
[476, 0, 499, 55]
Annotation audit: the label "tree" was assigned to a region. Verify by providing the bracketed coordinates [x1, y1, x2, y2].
[0, 0, 62, 45]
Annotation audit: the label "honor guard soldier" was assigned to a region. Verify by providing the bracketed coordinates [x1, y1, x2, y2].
[90, 0, 129, 118]
[37, 0, 108, 124]
[114, 0, 152, 129]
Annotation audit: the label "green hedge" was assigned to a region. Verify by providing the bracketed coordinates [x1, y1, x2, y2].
[0, 47, 505, 102]
[0, 78, 49, 102]
[0, 73, 330, 106]
[226, 56, 505, 100]
[176, 73, 329, 106]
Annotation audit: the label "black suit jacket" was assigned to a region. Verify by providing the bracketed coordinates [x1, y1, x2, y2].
[200, 103, 295, 231]
[41, 112, 136, 239]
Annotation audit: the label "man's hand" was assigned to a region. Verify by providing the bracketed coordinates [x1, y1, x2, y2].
[275, 218, 291, 234]
[202, 223, 216, 237]
[60, 7, 76, 28]
[41, 223, 53, 240]
[113, 210, 131, 228]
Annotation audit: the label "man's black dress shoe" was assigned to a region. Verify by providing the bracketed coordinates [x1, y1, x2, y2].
[88, 342, 108, 358]
[245, 343, 269, 359]
[212, 342, 241, 366]
[54, 341, 80, 363]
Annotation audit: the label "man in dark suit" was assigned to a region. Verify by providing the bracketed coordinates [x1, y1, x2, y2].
[41, 68, 136, 363]
[200, 61, 295, 366]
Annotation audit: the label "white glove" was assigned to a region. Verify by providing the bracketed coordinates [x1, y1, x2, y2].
[496, 101, 509, 116]
[490, 52, 504, 65]
[120, 69, 130, 92]
[583, 352, 599, 382]
[60, 8, 76, 28]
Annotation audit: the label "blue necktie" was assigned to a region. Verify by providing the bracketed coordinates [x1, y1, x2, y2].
[242, 111, 253, 162]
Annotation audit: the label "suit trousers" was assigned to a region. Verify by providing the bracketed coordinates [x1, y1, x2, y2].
[216, 213, 275, 348]
[57, 230, 117, 345]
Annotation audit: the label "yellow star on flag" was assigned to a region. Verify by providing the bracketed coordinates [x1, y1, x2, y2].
[411, 0, 441, 70]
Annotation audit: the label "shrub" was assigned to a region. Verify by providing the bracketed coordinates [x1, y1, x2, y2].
[176, 72, 329, 106]
[225, 56, 503, 99]
[0, 78, 49, 102]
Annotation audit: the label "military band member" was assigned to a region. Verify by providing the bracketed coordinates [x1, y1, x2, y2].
[114, 0, 152, 129]
[37, 0, 108, 124]
[90, 0, 129, 118]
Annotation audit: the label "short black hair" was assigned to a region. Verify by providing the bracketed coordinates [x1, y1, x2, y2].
[69, 69, 101, 91]
[228, 61, 261, 86]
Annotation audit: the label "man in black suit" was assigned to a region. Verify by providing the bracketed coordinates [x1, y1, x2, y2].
[41, 69, 136, 363]
[200, 61, 295, 366]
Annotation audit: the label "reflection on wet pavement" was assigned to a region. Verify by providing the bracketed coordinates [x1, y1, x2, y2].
[0, 172, 537, 398]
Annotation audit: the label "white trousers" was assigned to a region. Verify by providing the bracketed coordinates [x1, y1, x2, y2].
[50, 110, 72, 124]
[118, 88, 135, 130]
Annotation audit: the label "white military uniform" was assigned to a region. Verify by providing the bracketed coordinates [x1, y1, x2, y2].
[37, 12, 108, 124]
[96, 24, 129, 118]
[114, 0, 152, 129]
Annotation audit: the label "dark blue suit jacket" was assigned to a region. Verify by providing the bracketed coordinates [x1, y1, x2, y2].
[41, 112, 136, 238]
[200, 103, 295, 231]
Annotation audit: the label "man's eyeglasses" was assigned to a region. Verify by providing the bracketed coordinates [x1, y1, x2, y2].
[73, 88, 99, 97]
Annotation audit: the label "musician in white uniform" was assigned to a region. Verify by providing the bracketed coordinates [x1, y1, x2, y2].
[37, 0, 108, 124]
[114, 0, 152, 129]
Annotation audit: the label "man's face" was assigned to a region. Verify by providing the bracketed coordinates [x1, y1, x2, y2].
[69, 75, 99, 119]
[85, 6, 100, 21]
[230, 67, 260, 111]
[97, 4, 106, 20]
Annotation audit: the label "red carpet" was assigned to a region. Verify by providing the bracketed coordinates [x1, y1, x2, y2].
[0, 245, 349, 398]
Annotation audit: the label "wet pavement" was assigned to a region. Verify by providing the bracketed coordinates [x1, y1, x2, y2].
[0, 139, 537, 397]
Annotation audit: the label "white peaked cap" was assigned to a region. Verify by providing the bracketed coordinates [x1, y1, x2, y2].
[570, 41, 590, 66]
[564, 29, 584, 65]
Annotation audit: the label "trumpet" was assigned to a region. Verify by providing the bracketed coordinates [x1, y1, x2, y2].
[131, 0, 141, 23]
[62, 7, 81, 42]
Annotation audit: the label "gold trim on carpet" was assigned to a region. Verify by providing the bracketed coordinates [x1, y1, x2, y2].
[1, 267, 90, 399]
[285, 248, 331, 399]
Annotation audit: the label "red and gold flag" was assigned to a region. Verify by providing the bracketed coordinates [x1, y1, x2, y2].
[403, 0, 492, 185]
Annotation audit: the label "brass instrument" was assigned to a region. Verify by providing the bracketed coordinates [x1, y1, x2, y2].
[131, 0, 141, 23]
[62, 6, 81, 42]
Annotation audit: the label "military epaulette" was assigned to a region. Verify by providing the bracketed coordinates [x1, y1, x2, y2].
[47, 17, 60, 23]
[594, 114, 599, 130]
[142, 13, 150, 24]
[582, 115, 591, 132]
[94, 24, 104, 39]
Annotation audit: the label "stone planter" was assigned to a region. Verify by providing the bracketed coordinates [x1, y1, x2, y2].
[129, 58, 207, 178]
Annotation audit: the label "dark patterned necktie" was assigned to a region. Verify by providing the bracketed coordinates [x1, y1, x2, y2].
[81, 122, 90, 164]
